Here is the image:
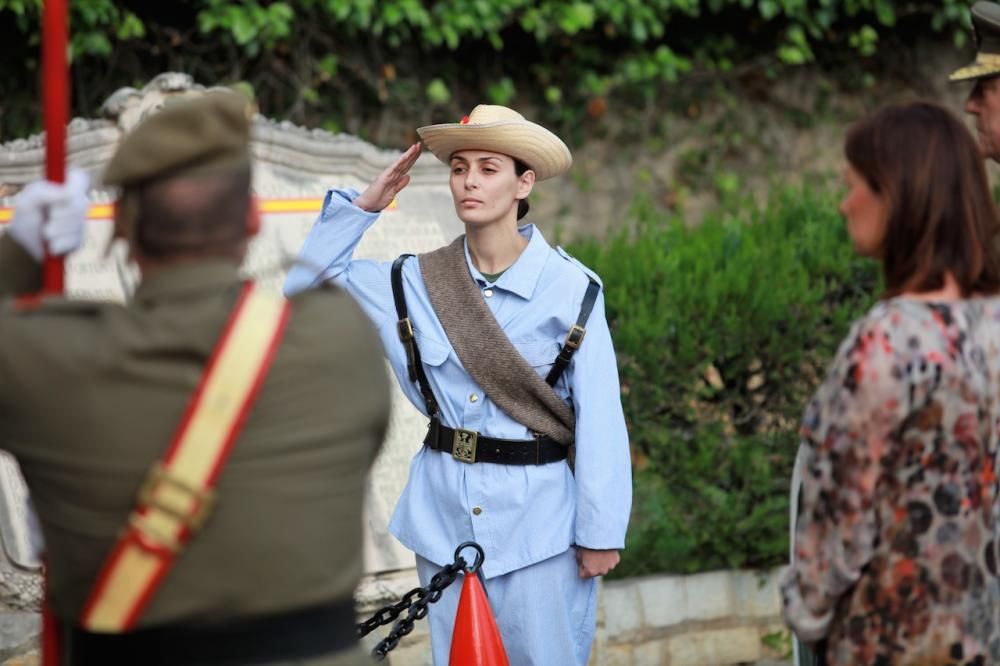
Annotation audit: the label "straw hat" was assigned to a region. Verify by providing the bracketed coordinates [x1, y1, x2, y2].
[951, 1, 1000, 82]
[417, 105, 572, 181]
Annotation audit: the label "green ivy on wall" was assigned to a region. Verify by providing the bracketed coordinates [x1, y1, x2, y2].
[0, 0, 976, 142]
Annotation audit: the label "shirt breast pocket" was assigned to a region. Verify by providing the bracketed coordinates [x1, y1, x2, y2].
[414, 332, 452, 368]
[512, 339, 561, 377]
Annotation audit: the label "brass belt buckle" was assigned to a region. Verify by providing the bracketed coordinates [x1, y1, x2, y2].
[452, 428, 478, 463]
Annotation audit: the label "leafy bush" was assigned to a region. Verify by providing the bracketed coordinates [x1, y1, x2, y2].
[0, 0, 974, 141]
[566, 184, 879, 576]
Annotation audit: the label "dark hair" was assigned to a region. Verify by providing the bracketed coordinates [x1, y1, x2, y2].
[134, 166, 252, 259]
[514, 159, 531, 220]
[845, 101, 1000, 298]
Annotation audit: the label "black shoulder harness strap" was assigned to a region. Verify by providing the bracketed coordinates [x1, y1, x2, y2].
[545, 277, 600, 386]
[391, 254, 439, 417]
[390, 255, 601, 403]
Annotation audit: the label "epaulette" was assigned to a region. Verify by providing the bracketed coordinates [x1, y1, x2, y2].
[555, 246, 603, 288]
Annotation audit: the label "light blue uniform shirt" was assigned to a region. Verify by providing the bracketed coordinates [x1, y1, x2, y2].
[284, 189, 632, 579]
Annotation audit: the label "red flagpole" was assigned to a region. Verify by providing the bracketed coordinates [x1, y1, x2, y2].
[42, 0, 68, 295]
[41, 4, 68, 663]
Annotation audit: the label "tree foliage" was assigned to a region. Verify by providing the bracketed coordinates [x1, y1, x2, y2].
[0, 0, 974, 142]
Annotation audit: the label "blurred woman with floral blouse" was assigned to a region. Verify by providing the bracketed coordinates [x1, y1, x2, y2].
[782, 101, 1000, 665]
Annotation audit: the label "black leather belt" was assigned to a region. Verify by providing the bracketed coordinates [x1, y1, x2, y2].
[424, 420, 568, 465]
[67, 598, 357, 665]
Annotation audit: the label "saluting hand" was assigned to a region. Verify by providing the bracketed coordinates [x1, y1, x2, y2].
[576, 547, 621, 579]
[354, 142, 423, 213]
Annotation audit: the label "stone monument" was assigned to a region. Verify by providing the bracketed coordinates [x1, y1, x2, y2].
[0, 73, 462, 660]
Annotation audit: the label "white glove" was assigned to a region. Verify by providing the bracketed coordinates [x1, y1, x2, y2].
[8, 168, 90, 261]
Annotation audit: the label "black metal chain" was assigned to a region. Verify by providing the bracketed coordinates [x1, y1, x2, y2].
[358, 542, 486, 661]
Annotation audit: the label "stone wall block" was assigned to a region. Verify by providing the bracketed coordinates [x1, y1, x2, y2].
[603, 580, 644, 638]
[637, 576, 686, 629]
[665, 626, 763, 665]
[632, 639, 664, 666]
[604, 643, 635, 666]
[731, 568, 782, 619]
[681, 570, 734, 622]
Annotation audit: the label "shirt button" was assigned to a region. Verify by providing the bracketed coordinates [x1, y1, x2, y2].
[484, 289, 494, 298]
[472, 507, 482, 516]
[469, 393, 479, 403]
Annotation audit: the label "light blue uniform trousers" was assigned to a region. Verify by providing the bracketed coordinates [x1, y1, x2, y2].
[416, 548, 597, 666]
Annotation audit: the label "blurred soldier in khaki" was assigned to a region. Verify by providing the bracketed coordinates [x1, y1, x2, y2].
[0, 93, 389, 664]
[953, 1, 1000, 162]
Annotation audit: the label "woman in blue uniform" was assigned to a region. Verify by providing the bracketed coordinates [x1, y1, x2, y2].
[284, 105, 632, 665]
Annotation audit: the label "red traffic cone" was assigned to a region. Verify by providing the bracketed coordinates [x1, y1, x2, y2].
[449, 572, 509, 666]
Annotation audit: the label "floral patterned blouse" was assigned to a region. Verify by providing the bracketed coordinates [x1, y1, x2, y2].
[782, 298, 1000, 665]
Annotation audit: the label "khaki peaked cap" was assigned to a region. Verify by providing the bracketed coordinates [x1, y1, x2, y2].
[103, 92, 253, 188]
[951, 1, 1000, 82]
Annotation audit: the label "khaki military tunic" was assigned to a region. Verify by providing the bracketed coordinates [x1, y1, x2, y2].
[0, 235, 390, 641]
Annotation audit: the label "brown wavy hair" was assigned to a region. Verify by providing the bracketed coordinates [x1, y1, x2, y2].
[845, 101, 1000, 298]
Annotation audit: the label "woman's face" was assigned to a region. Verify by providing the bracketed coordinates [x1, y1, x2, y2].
[449, 150, 533, 227]
[840, 165, 886, 258]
